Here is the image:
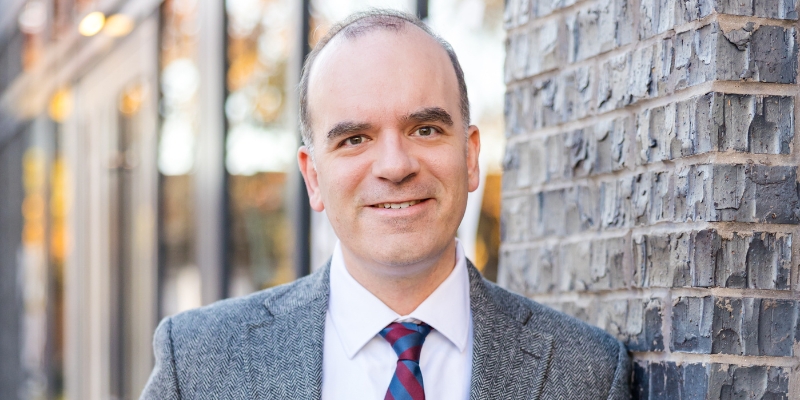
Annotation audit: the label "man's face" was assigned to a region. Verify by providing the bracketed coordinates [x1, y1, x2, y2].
[298, 26, 480, 271]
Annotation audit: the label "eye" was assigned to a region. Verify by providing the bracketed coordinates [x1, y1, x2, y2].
[415, 126, 438, 137]
[342, 135, 366, 147]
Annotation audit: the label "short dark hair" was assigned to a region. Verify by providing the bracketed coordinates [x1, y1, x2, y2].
[298, 9, 470, 151]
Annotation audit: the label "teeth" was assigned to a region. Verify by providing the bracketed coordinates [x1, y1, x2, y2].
[376, 200, 421, 209]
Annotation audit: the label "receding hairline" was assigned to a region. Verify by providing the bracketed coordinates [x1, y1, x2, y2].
[299, 10, 471, 151]
[305, 22, 451, 117]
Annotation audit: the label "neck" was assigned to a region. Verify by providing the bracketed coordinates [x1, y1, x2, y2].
[340, 240, 457, 315]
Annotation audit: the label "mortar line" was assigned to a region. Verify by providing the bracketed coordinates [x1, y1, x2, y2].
[504, 82, 800, 144]
[521, 287, 800, 303]
[629, 351, 799, 368]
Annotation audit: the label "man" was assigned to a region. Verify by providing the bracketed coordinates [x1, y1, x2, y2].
[142, 10, 630, 400]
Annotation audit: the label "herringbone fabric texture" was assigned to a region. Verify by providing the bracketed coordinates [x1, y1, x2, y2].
[379, 322, 432, 400]
[140, 260, 632, 399]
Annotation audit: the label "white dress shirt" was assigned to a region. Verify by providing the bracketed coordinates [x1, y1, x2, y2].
[322, 240, 473, 400]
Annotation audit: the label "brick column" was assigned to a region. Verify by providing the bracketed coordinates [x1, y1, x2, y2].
[500, 0, 800, 398]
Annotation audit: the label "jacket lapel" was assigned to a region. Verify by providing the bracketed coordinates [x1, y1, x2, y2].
[244, 263, 331, 399]
[467, 263, 554, 400]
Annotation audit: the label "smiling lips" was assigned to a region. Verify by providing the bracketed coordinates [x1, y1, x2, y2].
[371, 199, 423, 209]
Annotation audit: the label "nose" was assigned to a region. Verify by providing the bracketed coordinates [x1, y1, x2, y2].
[371, 132, 419, 184]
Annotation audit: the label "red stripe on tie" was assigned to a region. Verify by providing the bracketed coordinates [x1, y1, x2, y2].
[396, 361, 425, 399]
[384, 391, 395, 400]
[383, 324, 414, 346]
[397, 345, 422, 361]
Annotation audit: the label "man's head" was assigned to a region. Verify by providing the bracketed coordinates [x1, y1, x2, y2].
[299, 10, 470, 153]
[297, 10, 480, 274]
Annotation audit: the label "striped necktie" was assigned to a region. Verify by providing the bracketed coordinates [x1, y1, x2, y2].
[379, 322, 433, 400]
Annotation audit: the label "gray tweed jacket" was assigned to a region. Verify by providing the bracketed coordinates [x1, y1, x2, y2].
[141, 262, 631, 399]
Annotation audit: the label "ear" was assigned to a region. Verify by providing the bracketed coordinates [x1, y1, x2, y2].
[466, 125, 481, 192]
[297, 146, 325, 212]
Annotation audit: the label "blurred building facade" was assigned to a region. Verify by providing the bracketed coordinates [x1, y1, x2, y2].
[0, 0, 505, 399]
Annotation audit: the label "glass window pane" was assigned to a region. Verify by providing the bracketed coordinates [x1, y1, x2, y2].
[225, 0, 300, 295]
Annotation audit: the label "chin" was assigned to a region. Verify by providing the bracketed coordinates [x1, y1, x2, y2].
[363, 235, 449, 269]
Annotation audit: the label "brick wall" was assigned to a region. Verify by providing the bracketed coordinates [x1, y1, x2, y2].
[499, 0, 800, 398]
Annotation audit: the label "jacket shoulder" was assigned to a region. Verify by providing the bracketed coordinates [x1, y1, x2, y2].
[483, 280, 618, 347]
[168, 272, 320, 341]
[482, 280, 630, 398]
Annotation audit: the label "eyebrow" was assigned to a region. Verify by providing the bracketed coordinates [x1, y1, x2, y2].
[324, 107, 454, 143]
[326, 121, 373, 142]
[401, 107, 454, 126]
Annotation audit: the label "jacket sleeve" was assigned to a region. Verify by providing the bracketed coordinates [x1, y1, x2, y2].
[606, 341, 632, 400]
[140, 317, 181, 400]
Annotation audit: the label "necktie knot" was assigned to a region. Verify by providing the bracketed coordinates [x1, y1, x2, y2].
[379, 322, 432, 362]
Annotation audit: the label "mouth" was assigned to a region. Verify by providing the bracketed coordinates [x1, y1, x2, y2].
[369, 199, 426, 209]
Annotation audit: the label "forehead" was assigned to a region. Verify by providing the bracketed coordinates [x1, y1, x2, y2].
[306, 25, 461, 139]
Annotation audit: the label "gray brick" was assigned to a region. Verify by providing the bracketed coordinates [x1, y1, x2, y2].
[753, 0, 799, 19]
[530, 246, 560, 293]
[692, 92, 725, 155]
[715, 232, 749, 288]
[633, 234, 668, 287]
[501, 195, 535, 242]
[533, 78, 559, 128]
[498, 247, 531, 294]
[749, 25, 799, 84]
[503, 139, 546, 191]
[639, 0, 676, 39]
[757, 299, 798, 357]
[715, 0, 754, 16]
[504, 0, 532, 28]
[693, 229, 720, 287]
[632, 362, 649, 400]
[708, 364, 790, 399]
[544, 133, 567, 181]
[564, 185, 599, 234]
[711, 164, 746, 210]
[649, 361, 681, 399]
[540, 189, 566, 236]
[634, 361, 710, 400]
[716, 0, 800, 19]
[747, 232, 792, 290]
[672, 164, 800, 224]
[589, 236, 628, 289]
[711, 297, 798, 356]
[559, 241, 591, 290]
[600, 177, 633, 228]
[676, 0, 715, 24]
[720, 94, 754, 151]
[675, 165, 715, 222]
[558, 66, 593, 123]
[749, 96, 794, 154]
[740, 165, 800, 224]
[597, 52, 631, 112]
[627, 299, 665, 352]
[711, 296, 746, 355]
[633, 231, 694, 288]
[594, 117, 629, 174]
[636, 103, 677, 164]
[504, 84, 528, 137]
[681, 363, 710, 400]
[570, 0, 633, 61]
[527, 19, 566, 77]
[671, 296, 714, 353]
[534, 0, 579, 18]
[565, 127, 592, 178]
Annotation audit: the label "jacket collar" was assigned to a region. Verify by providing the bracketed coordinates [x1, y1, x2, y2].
[466, 261, 553, 400]
[245, 259, 553, 400]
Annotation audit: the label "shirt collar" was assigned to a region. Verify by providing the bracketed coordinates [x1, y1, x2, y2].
[328, 239, 471, 359]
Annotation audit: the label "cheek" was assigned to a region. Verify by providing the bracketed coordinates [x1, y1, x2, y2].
[318, 158, 368, 206]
